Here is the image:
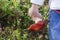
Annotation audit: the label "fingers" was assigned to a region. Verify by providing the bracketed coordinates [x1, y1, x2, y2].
[28, 8, 32, 17]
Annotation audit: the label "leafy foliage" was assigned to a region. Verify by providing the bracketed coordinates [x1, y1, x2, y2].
[0, 0, 48, 40]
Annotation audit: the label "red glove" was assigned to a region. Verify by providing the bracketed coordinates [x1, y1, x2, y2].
[27, 20, 48, 31]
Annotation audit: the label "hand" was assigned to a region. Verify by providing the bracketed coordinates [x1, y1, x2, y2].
[28, 4, 42, 20]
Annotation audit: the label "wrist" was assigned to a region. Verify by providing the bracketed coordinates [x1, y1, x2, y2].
[32, 4, 38, 8]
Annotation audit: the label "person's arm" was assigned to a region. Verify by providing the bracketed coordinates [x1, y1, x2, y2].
[28, 0, 44, 21]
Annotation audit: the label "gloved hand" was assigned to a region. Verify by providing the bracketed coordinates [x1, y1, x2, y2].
[28, 4, 42, 21]
[28, 4, 48, 32]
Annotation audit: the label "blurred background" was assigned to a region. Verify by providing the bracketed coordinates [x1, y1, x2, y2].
[0, 0, 48, 40]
